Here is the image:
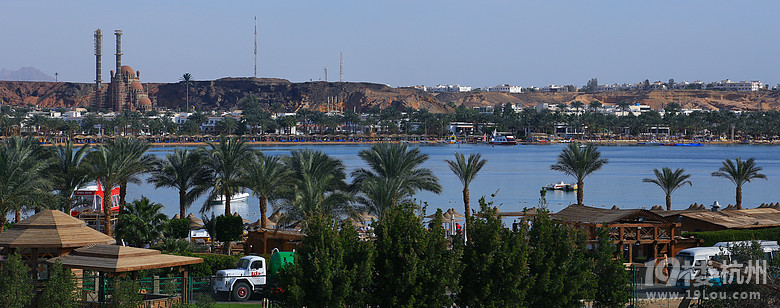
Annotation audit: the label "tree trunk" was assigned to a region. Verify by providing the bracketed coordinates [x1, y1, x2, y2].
[577, 180, 584, 205]
[736, 184, 742, 210]
[260, 196, 268, 229]
[179, 190, 186, 218]
[463, 188, 471, 242]
[666, 194, 672, 211]
[119, 180, 127, 205]
[103, 183, 112, 236]
[224, 188, 231, 216]
[14, 209, 21, 223]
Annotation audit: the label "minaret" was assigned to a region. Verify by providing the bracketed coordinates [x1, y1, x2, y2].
[115, 30, 123, 76]
[94, 29, 103, 108]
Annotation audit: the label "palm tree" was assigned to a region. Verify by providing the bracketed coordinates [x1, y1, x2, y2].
[570, 101, 585, 113]
[148, 148, 212, 218]
[445, 152, 487, 241]
[115, 196, 168, 247]
[0, 137, 53, 230]
[277, 150, 351, 225]
[354, 177, 410, 217]
[50, 141, 91, 212]
[84, 145, 129, 236]
[711, 157, 767, 209]
[202, 136, 254, 215]
[642, 167, 692, 211]
[109, 138, 156, 205]
[241, 153, 290, 228]
[352, 143, 441, 211]
[550, 143, 608, 205]
[181, 73, 193, 111]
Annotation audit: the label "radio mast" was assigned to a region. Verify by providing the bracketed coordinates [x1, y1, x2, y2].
[254, 16, 257, 78]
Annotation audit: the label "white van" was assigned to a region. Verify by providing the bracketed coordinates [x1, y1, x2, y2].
[673, 246, 730, 287]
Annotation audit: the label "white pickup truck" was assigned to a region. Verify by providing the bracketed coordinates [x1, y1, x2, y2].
[214, 252, 294, 301]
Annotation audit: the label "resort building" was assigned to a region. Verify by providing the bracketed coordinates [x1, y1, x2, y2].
[676, 207, 780, 232]
[709, 80, 763, 92]
[487, 84, 523, 93]
[424, 84, 472, 92]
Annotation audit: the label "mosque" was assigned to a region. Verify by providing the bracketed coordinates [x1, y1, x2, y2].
[92, 29, 153, 112]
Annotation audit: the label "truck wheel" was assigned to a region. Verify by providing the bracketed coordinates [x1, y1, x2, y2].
[232, 282, 251, 302]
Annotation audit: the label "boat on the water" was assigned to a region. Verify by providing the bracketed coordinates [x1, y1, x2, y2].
[70, 183, 121, 216]
[544, 181, 577, 191]
[210, 192, 250, 205]
[487, 130, 518, 145]
[440, 134, 460, 144]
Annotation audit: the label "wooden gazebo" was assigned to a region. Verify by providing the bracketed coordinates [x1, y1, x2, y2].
[48, 245, 203, 303]
[0, 210, 115, 276]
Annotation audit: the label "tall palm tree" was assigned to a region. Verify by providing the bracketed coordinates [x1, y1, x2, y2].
[50, 141, 91, 212]
[642, 167, 692, 211]
[241, 153, 290, 228]
[0, 137, 53, 230]
[550, 143, 608, 205]
[181, 73, 193, 112]
[711, 157, 766, 209]
[277, 150, 351, 225]
[115, 196, 168, 247]
[445, 152, 487, 241]
[202, 135, 254, 215]
[84, 145, 129, 236]
[354, 177, 410, 217]
[352, 143, 441, 210]
[148, 148, 212, 218]
[109, 138, 155, 205]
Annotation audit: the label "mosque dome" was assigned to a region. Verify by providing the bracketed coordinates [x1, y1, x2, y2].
[130, 81, 143, 90]
[139, 97, 152, 106]
[120, 65, 135, 76]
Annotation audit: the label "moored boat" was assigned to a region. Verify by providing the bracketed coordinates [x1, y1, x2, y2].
[487, 130, 518, 145]
[544, 181, 577, 191]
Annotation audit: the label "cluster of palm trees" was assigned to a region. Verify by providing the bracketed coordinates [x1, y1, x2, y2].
[552, 142, 767, 210]
[0, 135, 491, 241]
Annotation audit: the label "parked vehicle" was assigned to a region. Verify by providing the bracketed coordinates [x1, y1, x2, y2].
[214, 250, 295, 301]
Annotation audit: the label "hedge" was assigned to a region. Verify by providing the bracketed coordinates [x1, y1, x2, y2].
[682, 227, 780, 247]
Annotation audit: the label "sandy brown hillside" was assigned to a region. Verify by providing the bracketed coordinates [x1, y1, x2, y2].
[1, 79, 778, 112]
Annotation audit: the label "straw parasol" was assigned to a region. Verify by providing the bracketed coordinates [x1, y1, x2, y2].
[355, 211, 377, 222]
[172, 214, 181, 219]
[248, 218, 276, 230]
[47, 245, 203, 273]
[186, 213, 204, 229]
[233, 212, 251, 224]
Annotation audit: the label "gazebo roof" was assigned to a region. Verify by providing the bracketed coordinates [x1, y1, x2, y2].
[47, 245, 203, 272]
[0, 210, 115, 248]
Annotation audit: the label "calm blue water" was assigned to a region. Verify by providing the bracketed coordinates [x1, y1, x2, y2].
[118, 143, 780, 223]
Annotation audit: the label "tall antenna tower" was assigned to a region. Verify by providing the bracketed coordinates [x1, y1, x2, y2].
[324, 66, 328, 82]
[339, 52, 343, 82]
[254, 16, 257, 78]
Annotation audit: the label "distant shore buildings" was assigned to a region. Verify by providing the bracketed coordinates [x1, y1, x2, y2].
[417, 79, 766, 94]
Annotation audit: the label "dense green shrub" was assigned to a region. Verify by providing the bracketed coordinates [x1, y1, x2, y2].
[39, 261, 78, 308]
[167, 218, 191, 239]
[683, 227, 780, 246]
[0, 253, 34, 308]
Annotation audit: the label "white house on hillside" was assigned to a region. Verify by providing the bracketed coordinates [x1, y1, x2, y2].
[487, 84, 523, 93]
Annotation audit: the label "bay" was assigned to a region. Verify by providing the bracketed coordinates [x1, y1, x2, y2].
[122, 143, 780, 223]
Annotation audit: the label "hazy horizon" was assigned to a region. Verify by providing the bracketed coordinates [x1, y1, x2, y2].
[2, 1, 778, 87]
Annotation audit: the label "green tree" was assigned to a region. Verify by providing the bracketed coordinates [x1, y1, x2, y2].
[278, 150, 352, 225]
[0, 253, 34, 308]
[280, 214, 373, 307]
[214, 214, 244, 254]
[110, 138, 155, 205]
[372, 203, 461, 307]
[202, 136, 254, 215]
[166, 218, 191, 239]
[526, 211, 594, 307]
[181, 73, 193, 111]
[352, 143, 441, 216]
[444, 152, 487, 241]
[115, 196, 168, 247]
[111, 280, 143, 308]
[570, 101, 585, 113]
[590, 228, 631, 308]
[0, 136, 53, 229]
[39, 261, 78, 308]
[149, 148, 212, 218]
[50, 141, 90, 212]
[458, 197, 529, 307]
[711, 157, 767, 209]
[550, 142, 608, 205]
[643, 167, 692, 211]
[241, 153, 290, 228]
[589, 100, 602, 112]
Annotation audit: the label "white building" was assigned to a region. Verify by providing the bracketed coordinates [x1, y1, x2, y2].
[541, 85, 568, 93]
[487, 84, 523, 93]
[710, 80, 762, 92]
[425, 84, 472, 92]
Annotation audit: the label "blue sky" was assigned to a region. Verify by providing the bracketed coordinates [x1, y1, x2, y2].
[1, 1, 778, 87]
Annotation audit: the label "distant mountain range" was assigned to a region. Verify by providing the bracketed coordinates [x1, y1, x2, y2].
[0, 67, 55, 82]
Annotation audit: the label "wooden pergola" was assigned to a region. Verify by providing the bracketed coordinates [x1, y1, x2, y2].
[0, 210, 115, 277]
[47, 245, 203, 303]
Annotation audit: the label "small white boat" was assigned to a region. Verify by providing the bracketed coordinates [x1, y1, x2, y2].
[544, 181, 577, 191]
[487, 130, 518, 145]
[210, 192, 250, 205]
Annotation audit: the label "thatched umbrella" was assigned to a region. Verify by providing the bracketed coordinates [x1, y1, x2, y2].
[186, 213, 204, 229]
[172, 214, 181, 219]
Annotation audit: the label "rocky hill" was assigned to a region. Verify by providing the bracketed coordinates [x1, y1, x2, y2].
[1, 78, 779, 112]
[0, 67, 55, 82]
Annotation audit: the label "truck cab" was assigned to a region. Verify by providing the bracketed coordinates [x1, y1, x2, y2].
[214, 251, 294, 301]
